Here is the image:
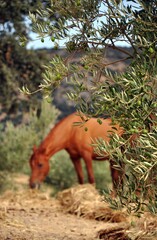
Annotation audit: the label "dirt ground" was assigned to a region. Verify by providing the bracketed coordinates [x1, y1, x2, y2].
[0, 195, 108, 240]
[0, 175, 157, 240]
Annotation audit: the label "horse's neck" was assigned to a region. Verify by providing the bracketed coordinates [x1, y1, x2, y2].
[39, 123, 69, 158]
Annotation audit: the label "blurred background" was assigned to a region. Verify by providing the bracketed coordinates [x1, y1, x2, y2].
[0, 0, 131, 195]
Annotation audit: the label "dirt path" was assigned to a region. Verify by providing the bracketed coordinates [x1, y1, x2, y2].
[0, 204, 108, 240]
[0, 189, 126, 240]
[0, 176, 157, 240]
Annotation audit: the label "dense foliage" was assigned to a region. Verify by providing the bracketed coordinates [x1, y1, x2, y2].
[0, 0, 51, 37]
[0, 36, 49, 114]
[26, 0, 157, 213]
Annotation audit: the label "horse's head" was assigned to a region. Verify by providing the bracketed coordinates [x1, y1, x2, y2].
[29, 146, 50, 189]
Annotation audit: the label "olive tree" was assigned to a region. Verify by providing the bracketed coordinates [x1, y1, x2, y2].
[25, 0, 157, 213]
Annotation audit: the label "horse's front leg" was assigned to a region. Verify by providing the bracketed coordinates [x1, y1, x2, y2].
[82, 151, 95, 184]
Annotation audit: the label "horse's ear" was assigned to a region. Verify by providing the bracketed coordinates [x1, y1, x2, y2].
[33, 145, 37, 153]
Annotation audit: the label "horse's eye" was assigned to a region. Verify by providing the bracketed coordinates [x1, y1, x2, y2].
[38, 163, 43, 168]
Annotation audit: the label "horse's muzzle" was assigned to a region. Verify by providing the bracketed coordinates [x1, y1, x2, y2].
[30, 182, 40, 189]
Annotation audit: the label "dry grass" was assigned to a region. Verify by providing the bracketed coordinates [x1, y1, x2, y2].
[128, 213, 157, 240]
[97, 223, 130, 240]
[0, 189, 61, 212]
[57, 184, 127, 223]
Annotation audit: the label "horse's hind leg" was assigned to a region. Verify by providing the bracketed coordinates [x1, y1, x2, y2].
[110, 160, 124, 196]
[71, 156, 84, 184]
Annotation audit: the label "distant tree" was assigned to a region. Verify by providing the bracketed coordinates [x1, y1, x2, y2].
[26, 0, 157, 213]
[0, 0, 54, 117]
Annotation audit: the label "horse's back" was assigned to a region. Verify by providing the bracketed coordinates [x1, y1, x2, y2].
[64, 113, 123, 151]
[84, 117, 123, 141]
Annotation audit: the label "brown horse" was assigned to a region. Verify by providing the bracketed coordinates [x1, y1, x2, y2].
[29, 112, 124, 190]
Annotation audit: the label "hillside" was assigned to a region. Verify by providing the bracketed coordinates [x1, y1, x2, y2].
[41, 47, 132, 119]
[0, 47, 132, 125]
